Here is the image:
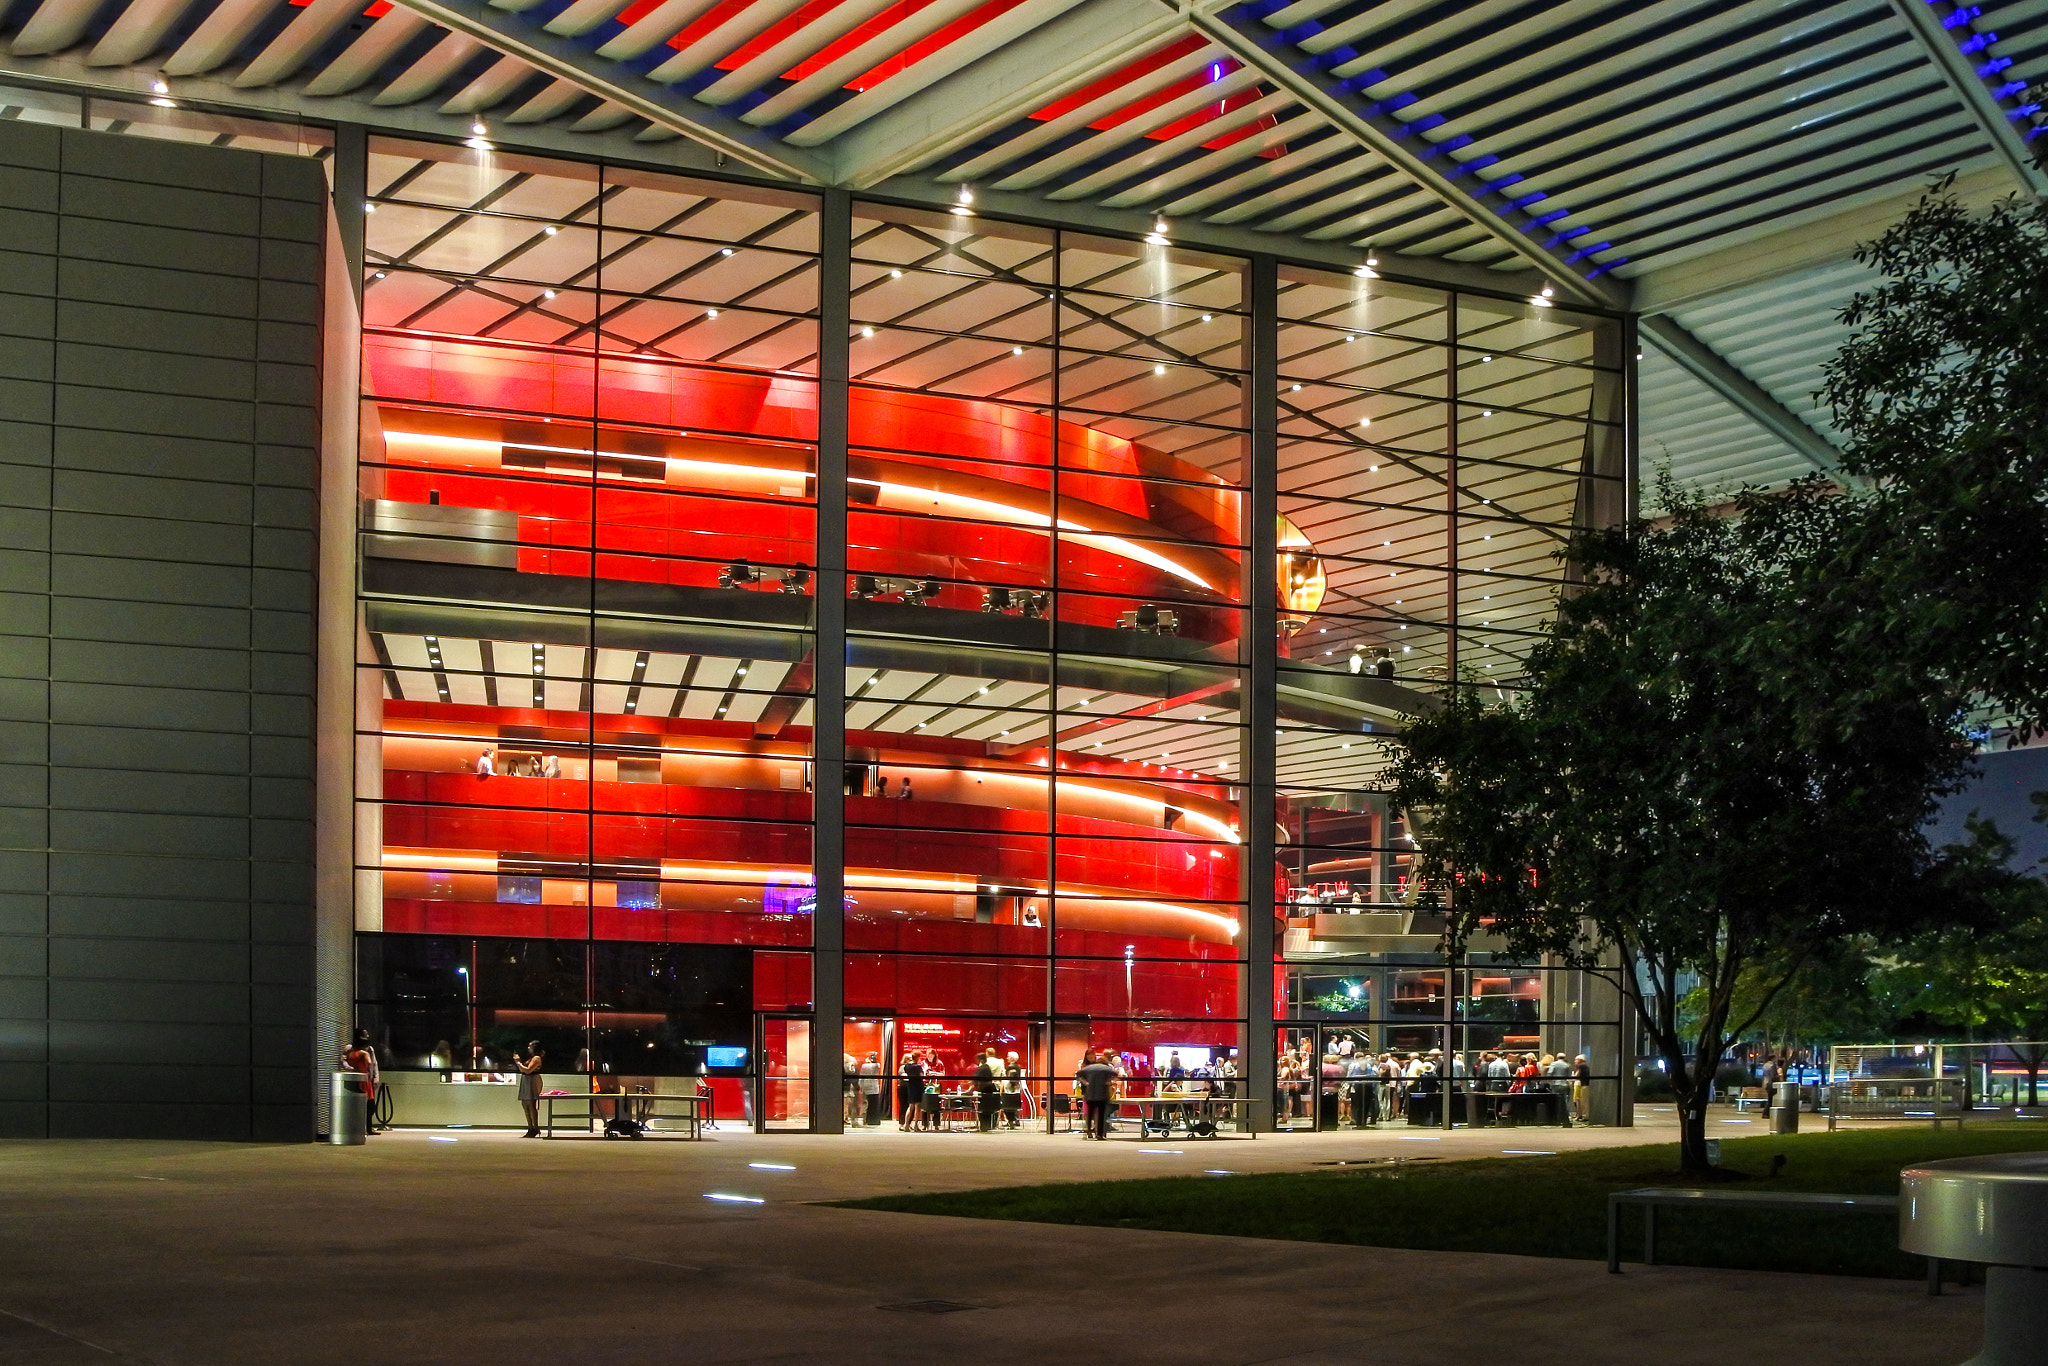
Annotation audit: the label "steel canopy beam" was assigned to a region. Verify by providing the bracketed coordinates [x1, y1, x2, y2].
[1190, 5, 1629, 312]
[830, 0, 1183, 190]
[1886, 0, 2048, 199]
[1639, 314, 1845, 480]
[385, 0, 829, 181]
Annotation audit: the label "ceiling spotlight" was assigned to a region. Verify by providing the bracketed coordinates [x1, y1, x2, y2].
[1154, 364, 1166, 375]
[1541, 285, 1555, 297]
[707, 308, 720, 318]
[1012, 346, 1023, 355]
[543, 289, 556, 299]
[957, 186, 974, 205]
[150, 79, 169, 94]
[720, 247, 734, 256]
[543, 225, 559, 236]
[1366, 254, 1379, 267]
[1359, 417, 1371, 427]
[890, 268, 903, 278]
[471, 121, 487, 136]
[861, 326, 875, 337]
[1354, 264, 1378, 279]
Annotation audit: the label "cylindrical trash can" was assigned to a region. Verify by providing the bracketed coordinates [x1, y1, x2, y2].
[329, 1070, 367, 1146]
[1768, 1080, 1799, 1134]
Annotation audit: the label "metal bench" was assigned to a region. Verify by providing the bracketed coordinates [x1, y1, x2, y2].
[1824, 1078, 1966, 1130]
[1606, 1188, 1903, 1274]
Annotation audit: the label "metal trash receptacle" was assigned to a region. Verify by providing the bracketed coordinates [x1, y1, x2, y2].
[329, 1071, 367, 1145]
[1768, 1080, 1800, 1134]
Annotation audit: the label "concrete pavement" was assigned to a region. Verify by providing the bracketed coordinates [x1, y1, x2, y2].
[0, 1114, 1980, 1365]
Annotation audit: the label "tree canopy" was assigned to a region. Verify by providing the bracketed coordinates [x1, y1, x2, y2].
[1385, 485, 2006, 1173]
[1823, 180, 2048, 736]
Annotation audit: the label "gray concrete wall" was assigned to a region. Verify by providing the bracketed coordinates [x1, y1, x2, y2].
[0, 120, 324, 1140]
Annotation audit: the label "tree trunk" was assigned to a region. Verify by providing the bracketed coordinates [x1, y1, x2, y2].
[1677, 1092, 1713, 1176]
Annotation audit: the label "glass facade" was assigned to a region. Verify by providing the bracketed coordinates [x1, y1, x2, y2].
[1270, 265, 1629, 1130]
[349, 137, 1628, 1133]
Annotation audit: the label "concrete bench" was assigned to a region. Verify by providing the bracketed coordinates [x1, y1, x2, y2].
[1606, 1187, 1902, 1274]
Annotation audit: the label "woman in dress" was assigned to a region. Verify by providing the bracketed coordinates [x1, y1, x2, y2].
[514, 1041, 545, 1137]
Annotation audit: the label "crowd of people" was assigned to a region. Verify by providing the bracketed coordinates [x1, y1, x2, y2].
[837, 1041, 1592, 1134]
[839, 1047, 1245, 1135]
[1277, 1044, 1592, 1126]
[844, 1047, 1028, 1132]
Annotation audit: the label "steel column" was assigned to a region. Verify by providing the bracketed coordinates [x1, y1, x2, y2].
[808, 187, 850, 1133]
[1243, 253, 1279, 1131]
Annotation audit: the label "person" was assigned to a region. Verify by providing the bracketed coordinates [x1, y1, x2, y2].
[899, 778, 915, 800]
[1346, 1048, 1378, 1127]
[1573, 1054, 1592, 1124]
[859, 1052, 883, 1125]
[1408, 1061, 1440, 1124]
[1076, 1049, 1118, 1140]
[843, 1052, 861, 1125]
[898, 1052, 925, 1129]
[541, 752, 560, 778]
[473, 747, 495, 777]
[513, 1040, 544, 1138]
[1214, 1051, 1238, 1099]
[1374, 652, 1394, 678]
[972, 1050, 999, 1133]
[342, 1030, 380, 1134]
[875, 776, 890, 798]
[1000, 1051, 1024, 1129]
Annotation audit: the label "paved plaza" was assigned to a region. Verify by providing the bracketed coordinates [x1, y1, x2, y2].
[0, 1112, 1981, 1365]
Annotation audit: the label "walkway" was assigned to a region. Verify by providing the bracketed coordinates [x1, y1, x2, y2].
[0, 1111, 1976, 1365]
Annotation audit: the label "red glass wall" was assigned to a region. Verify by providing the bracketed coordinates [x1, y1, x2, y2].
[838, 207, 1250, 1104]
[353, 139, 819, 1071]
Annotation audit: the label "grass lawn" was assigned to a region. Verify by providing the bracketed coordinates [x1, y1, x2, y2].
[836, 1121, 2048, 1278]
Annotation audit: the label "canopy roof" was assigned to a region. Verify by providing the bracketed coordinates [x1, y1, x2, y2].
[4, 0, 2043, 494]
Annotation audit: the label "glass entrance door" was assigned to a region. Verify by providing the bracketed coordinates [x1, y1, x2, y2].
[756, 1015, 810, 1132]
[1278, 1024, 1384, 1130]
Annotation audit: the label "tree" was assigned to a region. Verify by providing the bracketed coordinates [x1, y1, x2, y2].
[1871, 854, 2048, 1103]
[1823, 180, 2048, 736]
[1385, 487, 2005, 1174]
[1681, 943, 1886, 1069]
